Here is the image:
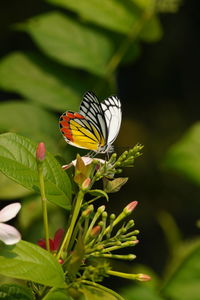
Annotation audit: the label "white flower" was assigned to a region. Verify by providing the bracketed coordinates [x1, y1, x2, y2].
[62, 156, 105, 170]
[0, 202, 21, 245]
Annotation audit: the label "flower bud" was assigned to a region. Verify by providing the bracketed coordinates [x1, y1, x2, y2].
[81, 177, 91, 190]
[133, 239, 139, 244]
[137, 273, 151, 282]
[97, 205, 105, 213]
[124, 201, 138, 214]
[82, 205, 94, 217]
[90, 225, 101, 237]
[58, 258, 64, 264]
[36, 142, 46, 161]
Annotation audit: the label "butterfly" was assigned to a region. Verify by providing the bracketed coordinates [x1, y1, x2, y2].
[59, 91, 122, 154]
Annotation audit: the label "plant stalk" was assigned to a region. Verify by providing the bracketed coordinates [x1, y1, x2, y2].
[37, 161, 50, 252]
[57, 189, 85, 259]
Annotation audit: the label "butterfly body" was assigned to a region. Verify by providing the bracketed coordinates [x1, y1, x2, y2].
[59, 92, 122, 153]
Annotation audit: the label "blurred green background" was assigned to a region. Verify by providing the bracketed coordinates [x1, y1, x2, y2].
[1, 0, 200, 299]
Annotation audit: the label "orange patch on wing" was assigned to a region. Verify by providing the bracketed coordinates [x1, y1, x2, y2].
[67, 112, 76, 119]
[61, 128, 73, 141]
[60, 120, 69, 128]
[74, 112, 84, 119]
[62, 115, 70, 122]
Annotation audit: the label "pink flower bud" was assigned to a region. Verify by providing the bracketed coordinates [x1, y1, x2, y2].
[90, 225, 101, 237]
[82, 205, 94, 217]
[124, 201, 138, 214]
[137, 273, 151, 282]
[82, 177, 91, 190]
[36, 142, 46, 161]
[58, 258, 64, 264]
[133, 239, 139, 245]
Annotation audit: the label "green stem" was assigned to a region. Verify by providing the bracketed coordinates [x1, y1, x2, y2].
[81, 280, 124, 300]
[84, 206, 105, 243]
[67, 215, 84, 253]
[90, 253, 136, 260]
[41, 287, 55, 300]
[57, 189, 85, 259]
[107, 270, 138, 280]
[106, 10, 154, 77]
[103, 210, 127, 236]
[95, 9, 155, 94]
[37, 162, 50, 252]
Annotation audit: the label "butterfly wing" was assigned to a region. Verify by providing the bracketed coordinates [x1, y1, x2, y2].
[59, 111, 105, 151]
[79, 92, 108, 143]
[101, 96, 122, 145]
[60, 92, 121, 153]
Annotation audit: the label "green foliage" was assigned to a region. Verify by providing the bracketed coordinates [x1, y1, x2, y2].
[156, 0, 182, 12]
[0, 0, 182, 298]
[0, 0, 178, 170]
[140, 16, 163, 42]
[0, 132, 71, 209]
[0, 140, 143, 299]
[46, 0, 140, 34]
[0, 101, 60, 152]
[0, 240, 65, 287]
[0, 52, 83, 111]
[87, 189, 109, 201]
[164, 123, 200, 185]
[0, 173, 31, 199]
[103, 177, 128, 193]
[120, 239, 200, 300]
[162, 242, 200, 300]
[121, 285, 164, 300]
[42, 289, 73, 300]
[23, 12, 114, 77]
[80, 284, 122, 300]
[0, 284, 34, 300]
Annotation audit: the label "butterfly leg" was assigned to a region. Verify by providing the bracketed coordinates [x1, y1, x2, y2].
[86, 150, 95, 158]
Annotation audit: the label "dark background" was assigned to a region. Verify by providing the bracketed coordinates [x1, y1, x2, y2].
[0, 0, 199, 281]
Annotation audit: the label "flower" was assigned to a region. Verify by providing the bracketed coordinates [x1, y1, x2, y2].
[62, 156, 105, 170]
[37, 228, 64, 252]
[0, 202, 21, 245]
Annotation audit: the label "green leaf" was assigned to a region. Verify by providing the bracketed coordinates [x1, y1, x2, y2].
[0, 284, 34, 300]
[0, 101, 60, 153]
[162, 243, 200, 300]
[18, 195, 42, 230]
[80, 285, 123, 300]
[23, 12, 114, 76]
[0, 52, 85, 111]
[156, 0, 182, 13]
[88, 189, 109, 201]
[43, 289, 73, 300]
[68, 234, 85, 276]
[140, 16, 163, 42]
[0, 172, 31, 199]
[46, 0, 139, 34]
[0, 240, 66, 287]
[19, 195, 66, 242]
[121, 285, 164, 300]
[0, 132, 71, 209]
[103, 177, 128, 193]
[130, 0, 155, 9]
[121, 42, 141, 65]
[164, 123, 200, 185]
